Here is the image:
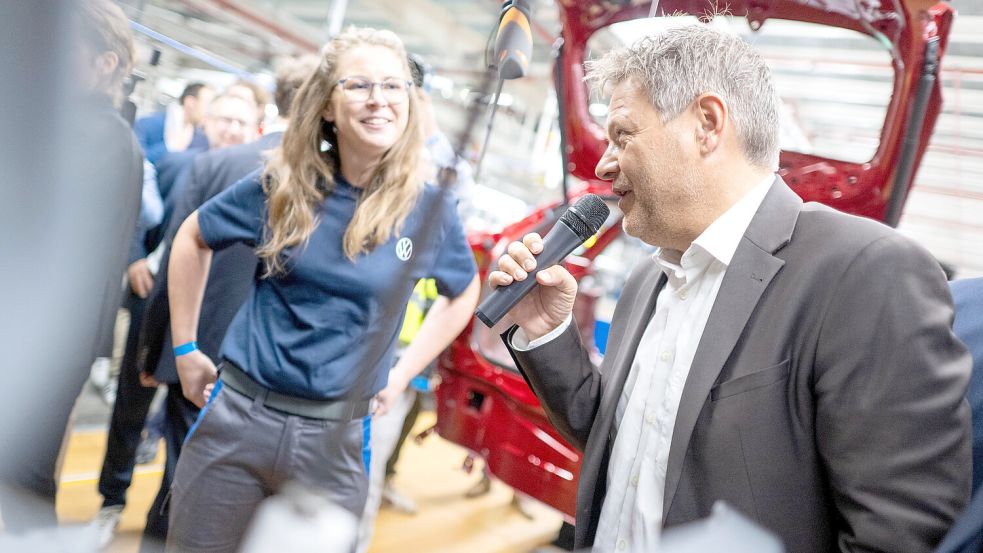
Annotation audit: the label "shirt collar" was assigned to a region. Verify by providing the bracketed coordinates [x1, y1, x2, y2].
[653, 175, 775, 279]
[320, 174, 361, 200]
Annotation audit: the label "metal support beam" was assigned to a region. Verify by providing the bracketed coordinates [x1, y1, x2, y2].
[181, 0, 320, 53]
[326, 0, 349, 41]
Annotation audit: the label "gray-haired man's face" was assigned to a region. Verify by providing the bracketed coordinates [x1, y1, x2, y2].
[595, 79, 705, 250]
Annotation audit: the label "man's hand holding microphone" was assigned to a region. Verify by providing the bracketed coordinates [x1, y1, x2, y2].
[478, 194, 609, 341]
[487, 233, 578, 341]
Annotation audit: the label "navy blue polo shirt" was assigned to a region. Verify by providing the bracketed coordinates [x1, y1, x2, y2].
[196, 171, 476, 401]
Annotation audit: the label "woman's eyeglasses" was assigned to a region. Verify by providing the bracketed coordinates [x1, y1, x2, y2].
[337, 77, 412, 104]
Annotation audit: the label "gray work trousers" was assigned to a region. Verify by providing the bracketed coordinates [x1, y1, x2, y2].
[166, 379, 369, 553]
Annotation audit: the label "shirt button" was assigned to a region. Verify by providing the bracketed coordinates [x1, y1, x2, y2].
[660, 350, 671, 362]
[679, 289, 688, 300]
[645, 410, 657, 424]
[618, 539, 628, 550]
[630, 474, 639, 487]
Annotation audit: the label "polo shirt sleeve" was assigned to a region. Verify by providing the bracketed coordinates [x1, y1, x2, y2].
[196, 171, 266, 250]
[430, 193, 477, 298]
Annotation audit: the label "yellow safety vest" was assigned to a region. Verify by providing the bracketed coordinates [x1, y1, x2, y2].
[398, 278, 439, 345]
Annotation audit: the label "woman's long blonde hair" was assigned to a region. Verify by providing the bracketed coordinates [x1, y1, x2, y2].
[258, 26, 423, 275]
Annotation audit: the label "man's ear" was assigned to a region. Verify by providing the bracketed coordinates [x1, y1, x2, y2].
[93, 51, 119, 83]
[694, 93, 727, 156]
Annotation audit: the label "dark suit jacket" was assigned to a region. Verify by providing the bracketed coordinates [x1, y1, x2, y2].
[951, 277, 983, 494]
[935, 278, 983, 553]
[134, 110, 208, 166]
[137, 132, 282, 383]
[126, 148, 203, 265]
[507, 178, 972, 552]
[936, 489, 983, 553]
[83, 94, 144, 364]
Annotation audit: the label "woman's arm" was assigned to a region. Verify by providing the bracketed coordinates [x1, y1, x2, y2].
[168, 211, 216, 407]
[375, 274, 480, 414]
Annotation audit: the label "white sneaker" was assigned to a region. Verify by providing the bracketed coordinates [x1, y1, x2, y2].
[89, 357, 111, 389]
[101, 378, 118, 407]
[381, 481, 417, 515]
[91, 504, 124, 548]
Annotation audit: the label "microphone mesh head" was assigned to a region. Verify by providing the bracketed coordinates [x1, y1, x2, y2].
[561, 194, 610, 241]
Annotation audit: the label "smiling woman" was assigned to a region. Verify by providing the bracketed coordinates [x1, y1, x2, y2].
[164, 25, 480, 553]
[262, 28, 423, 271]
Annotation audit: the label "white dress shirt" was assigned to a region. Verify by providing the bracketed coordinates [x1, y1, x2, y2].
[513, 175, 774, 552]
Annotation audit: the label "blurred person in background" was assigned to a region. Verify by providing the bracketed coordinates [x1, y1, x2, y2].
[89, 157, 165, 404]
[164, 26, 479, 552]
[227, 78, 270, 134]
[134, 82, 214, 166]
[124, 55, 319, 552]
[90, 83, 212, 396]
[410, 53, 475, 215]
[91, 91, 259, 546]
[198, 93, 261, 155]
[0, 0, 143, 531]
[130, 92, 260, 303]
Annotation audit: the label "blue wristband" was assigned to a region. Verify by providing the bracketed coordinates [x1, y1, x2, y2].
[173, 341, 198, 357]
[410, 374, 430, 393]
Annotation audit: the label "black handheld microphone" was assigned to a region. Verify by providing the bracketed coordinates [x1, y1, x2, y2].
[494, 0, 533, 80]
[476, 194, 610, 328]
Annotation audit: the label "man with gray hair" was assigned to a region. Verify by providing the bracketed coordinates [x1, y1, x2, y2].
[489, 23, 971, 552]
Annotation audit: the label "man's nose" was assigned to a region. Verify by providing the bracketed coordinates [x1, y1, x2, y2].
[595, 147, 619, 181]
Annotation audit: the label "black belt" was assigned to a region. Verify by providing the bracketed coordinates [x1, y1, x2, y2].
[219, 362, 372, 421]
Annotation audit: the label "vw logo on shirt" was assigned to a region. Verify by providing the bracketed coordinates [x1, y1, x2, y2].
[395, 237, 413, 261]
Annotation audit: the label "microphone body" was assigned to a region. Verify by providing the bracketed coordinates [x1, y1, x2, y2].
[494, 0, 533, 80]
[476, 219, 584, 328]
[476, 194, 610, 328]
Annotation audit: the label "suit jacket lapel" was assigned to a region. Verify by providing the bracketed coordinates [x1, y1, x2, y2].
[662, 178, 802, 522]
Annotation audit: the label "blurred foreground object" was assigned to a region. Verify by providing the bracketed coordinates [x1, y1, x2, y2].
[560, 502, 784, 553]
[239, 482, 357, 553]
[0, 525, 99, 553]
[658, 502, 785, 553]
[0, 0, 142, 529]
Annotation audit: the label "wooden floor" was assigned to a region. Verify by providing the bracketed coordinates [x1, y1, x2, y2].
[56, 412, 563, 553]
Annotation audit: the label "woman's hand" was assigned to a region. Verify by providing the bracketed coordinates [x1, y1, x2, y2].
[374, 373, 409, 417]
[203, 382, 216, 403]
[176, 350, 218, 408]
